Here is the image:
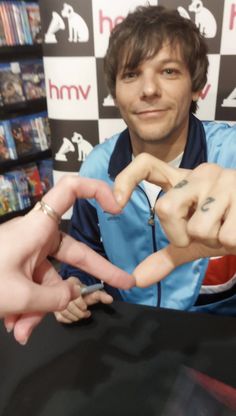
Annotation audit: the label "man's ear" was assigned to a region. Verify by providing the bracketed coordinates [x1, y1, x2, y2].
[192, 90, 201, 102]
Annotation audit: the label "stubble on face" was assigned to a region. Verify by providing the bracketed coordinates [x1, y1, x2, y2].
[115, 43, 198, 161]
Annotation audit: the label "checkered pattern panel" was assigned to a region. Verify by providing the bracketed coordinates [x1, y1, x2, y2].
[39, 0, 236, 190]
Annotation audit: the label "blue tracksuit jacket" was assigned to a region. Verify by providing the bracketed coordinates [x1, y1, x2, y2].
[60, 114, 236, 315]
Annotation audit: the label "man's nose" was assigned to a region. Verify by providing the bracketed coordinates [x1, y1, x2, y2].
[140, 72, 161, 98]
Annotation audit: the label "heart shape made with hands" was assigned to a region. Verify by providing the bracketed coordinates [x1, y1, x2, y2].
[114, 154, 235, 287]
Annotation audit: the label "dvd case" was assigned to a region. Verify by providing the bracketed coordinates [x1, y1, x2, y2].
[20, 59, 46, 100]
[25, 2, 42, 44]
[9, 115, 37, 157]
[0, 175, 20, 214]
[0, 123, 10, 161]
[38, 159, 53, 193]
[0, 62, 26, 105]
[5, 169, 31, 209]
[2, 120, 17, 159]
[24, 163, 43, 198]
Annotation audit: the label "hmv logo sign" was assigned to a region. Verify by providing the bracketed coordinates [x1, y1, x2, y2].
[48, 79, 91, 101]
[98, 10, 124, 34]
[229, 3, 236, 30]
[93, 1, 157, 57]
[96, 0, 157, 35]
[44, 57, 98, 120]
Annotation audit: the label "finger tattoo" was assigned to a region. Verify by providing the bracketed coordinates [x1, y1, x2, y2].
[174, 179, 188, 189]
[201, 197, 215, 212]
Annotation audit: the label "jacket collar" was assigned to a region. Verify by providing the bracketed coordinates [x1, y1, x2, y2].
[180, 113, 207, 169]
[108, 114, 207, 179]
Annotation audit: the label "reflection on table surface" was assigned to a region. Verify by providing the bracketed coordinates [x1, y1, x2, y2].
[0, 301, 235, 416]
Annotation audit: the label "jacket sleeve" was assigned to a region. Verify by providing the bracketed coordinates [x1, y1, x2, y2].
[60, 198, 106, 285]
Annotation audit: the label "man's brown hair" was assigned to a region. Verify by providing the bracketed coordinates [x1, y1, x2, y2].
[104, 5, 208, 113]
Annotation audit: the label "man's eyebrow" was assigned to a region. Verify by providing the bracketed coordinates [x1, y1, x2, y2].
[117, 57, 185, 75]
[118, 62, 135, 71]
[117, 65, 136, 75]
[158, 58, 184, 65]
[119, 58, 184, 70]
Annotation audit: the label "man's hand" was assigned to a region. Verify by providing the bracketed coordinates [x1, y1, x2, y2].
[114, 153, 236, 286]
[54, 277, 113, 323]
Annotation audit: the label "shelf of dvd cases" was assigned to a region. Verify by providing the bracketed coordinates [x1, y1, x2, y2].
[0, 1, 42, 47]
[0, 148, 51, 173]
[0, 44, 42, 59]
[0, 97, 47, 118]
[0, 112, 53, 223]
[0, 1, 53, 223]
[0, 152, 53, 223]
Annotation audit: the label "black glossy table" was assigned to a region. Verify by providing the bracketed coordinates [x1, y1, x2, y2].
[0, 301, 235, 416]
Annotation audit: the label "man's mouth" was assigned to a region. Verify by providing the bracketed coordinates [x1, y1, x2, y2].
[135, 108, 167, 118]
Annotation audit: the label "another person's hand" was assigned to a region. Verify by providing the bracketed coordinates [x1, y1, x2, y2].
[1, 175, 135, 344]
[54, 277, 113, 323]
[114, 153, 236, 286]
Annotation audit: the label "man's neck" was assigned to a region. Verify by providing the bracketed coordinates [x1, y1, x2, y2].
[130, 119, 189, 162]
[131, 136, 186, 162]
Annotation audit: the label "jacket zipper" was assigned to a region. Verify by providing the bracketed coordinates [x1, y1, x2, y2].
[148, 208, 155, 226]
[138, 186, 162, 307]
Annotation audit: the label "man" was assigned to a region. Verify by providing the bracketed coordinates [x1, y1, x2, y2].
[58, 5, 236, 322]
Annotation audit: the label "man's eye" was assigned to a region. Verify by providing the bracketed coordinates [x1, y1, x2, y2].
[123, 71, 137, 79]
[163, 68, 178, 75]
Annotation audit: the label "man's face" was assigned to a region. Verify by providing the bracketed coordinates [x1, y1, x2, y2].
[115, 42, 200, 150]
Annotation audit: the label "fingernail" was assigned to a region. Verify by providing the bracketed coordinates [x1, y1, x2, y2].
[114, 192, 123, 204]
[5, 325, 13, 333]
[132, 274, 137, 286]
[18, 338, 27, 346]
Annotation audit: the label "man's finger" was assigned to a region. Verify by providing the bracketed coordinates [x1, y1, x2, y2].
[85, 290, 113, 306]
[114, 153, 187, 208]
[156, 182, 198, 247]
[155, 164, 226, 247]
[55, 234, 135, 289]
[218, 202, 236, 252]
[54, 311, 73, 324]
[56, 306, 85, 322]
[133, 243, 227, 287]
[186, 173, 236, 250]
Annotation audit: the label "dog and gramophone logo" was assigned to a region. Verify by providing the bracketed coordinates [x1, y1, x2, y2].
[50, 119, 99, 171]
[39, 0, 94, 56]
[158, 0, 224, 53]
[96, 58, 122, 119]
[216, 55, 236, 121]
